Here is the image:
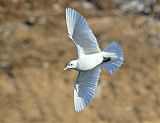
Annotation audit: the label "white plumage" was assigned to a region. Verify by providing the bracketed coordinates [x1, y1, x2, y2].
[65, 7, 124, 112]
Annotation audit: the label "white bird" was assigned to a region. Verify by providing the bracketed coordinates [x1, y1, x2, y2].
[64, 8, 124, 112]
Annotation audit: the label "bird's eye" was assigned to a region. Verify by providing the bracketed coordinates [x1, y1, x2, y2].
[70, 63, 73, 65]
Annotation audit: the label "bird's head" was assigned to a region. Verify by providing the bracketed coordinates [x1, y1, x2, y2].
[64, 60, 77, 70]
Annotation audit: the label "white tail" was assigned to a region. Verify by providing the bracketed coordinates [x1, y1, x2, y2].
[100, 42, 124, 74]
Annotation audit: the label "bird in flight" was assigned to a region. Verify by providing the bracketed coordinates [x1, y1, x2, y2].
[64, 8, 124, 112]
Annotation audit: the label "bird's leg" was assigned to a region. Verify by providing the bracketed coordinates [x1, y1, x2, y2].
[103, 57, 111, 63]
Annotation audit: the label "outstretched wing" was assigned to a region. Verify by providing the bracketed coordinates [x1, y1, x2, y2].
[74, 67, 101, 112]
[66, 8, 101, 56]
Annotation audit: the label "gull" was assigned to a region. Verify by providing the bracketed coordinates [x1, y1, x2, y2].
[64, 8, 124, 112]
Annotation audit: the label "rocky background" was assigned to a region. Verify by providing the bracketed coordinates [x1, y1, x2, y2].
[0, 0, 160, 123]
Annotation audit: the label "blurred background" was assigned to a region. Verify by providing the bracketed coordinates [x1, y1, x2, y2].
[0, 0, 160, 123]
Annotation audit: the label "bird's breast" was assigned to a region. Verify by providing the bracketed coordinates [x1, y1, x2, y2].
[77, 53, 103, 71]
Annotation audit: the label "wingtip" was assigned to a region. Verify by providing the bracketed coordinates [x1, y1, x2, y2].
[74, 106, 85, 112]
[66, 7, 72, 11]
[66, 7, 77, 13]
[65, 7, 70, 13]
[74, 91, 87, 112]
[74, 93, 95, 112]
[65, 7, 69, 13]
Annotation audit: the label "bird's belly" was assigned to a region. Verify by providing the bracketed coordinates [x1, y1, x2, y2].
[77, 54, 103, 71]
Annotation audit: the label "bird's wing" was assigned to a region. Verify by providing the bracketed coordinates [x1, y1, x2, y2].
[66, 7, 101, 56]
[74, 67, 101, 112]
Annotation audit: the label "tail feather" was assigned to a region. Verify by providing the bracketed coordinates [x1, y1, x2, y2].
[101, 42, 124, 74]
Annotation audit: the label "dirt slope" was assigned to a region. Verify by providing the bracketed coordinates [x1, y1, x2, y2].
[0, 1, 160, 123]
